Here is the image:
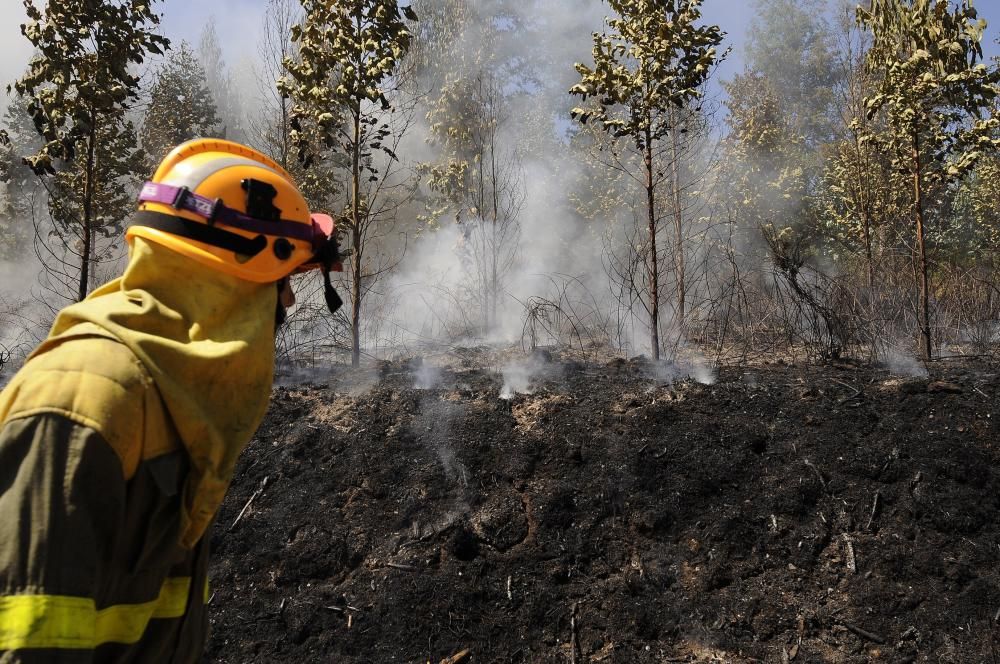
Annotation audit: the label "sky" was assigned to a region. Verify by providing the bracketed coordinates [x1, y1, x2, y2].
[1, 0, 999, 107]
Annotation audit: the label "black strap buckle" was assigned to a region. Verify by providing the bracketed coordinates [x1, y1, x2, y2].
[171, 185, 191, 209]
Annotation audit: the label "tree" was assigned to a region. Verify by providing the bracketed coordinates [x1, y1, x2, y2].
[280, 0, 416, 367]
[249, 0, 301, 171]
[11, 0, 169, 302]
[141, 41, 221, 165]
[198, 18, 245, 143]
[247, 0, 344, 220]
[745, 0, 840, 147]
[818, 11, 906, 289]
[570, 0, 724, 360]
[423, 72, 524, 333]
[952, 132, 1000, 259]
[0, 129, 14, 260]
[858, 0, 1000, 359]
[0, 97, 44, 262]
[818, 135, 907, 286]
[40, 120, 146, 307]
[410, 0, 529, 334]
[722, 70, 810, 251]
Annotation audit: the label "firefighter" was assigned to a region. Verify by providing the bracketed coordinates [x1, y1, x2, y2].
[0, 139, 340, 662]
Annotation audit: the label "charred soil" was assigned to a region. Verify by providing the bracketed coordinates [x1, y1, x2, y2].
[207, 357, 1000, 663]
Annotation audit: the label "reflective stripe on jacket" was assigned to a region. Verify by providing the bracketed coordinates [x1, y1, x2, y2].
[0, 333, 209, 663]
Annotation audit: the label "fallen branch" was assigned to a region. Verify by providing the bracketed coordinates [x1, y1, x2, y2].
[803, 459, 827, 490]
[843, 534, 857, 574]
[570, 602, 579, 664]
[397, 522, 458, 552]
[840, 622, 886, 644]
[440, 648, 471, 664]
[229, 475, 270, 532]
[832, 379, 863, 404]
[386, 562, 419, 572]
[323, 604, 361, 613]
[866, 491, 881, 531]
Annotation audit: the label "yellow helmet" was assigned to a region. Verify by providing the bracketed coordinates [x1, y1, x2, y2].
[129, 138, 340, 284]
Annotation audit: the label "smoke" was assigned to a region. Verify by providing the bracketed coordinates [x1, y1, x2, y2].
[680, 353, 718, 385]
[412, 358, 443, 389]
[498, 350, 564, 399]
[645, 355, 718, 386]
[412, 399, 469, 486]
[499, 357, 536, 399]
[374, 0, 705, 361]
[883, 347, 928, 379]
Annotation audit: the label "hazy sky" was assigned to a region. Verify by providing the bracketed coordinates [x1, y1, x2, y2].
[1, 0, 999, 107]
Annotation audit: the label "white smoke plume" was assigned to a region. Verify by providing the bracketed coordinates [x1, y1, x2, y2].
[645, 355, 717, 386]
[499, 358, 536, 399]
[883, 348, 929, 379]
[413, 359, 443, 389]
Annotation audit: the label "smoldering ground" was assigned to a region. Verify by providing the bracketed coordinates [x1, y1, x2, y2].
[211, 352, 1000, 663]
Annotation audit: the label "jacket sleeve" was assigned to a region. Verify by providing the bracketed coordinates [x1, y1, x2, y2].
[0, 413, 126, 663]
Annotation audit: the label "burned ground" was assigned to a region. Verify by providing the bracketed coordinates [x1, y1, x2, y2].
[206, 357, 1000, 663]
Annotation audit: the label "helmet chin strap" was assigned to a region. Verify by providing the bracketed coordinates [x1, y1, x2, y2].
[131, 210, 269, 258]
[274, 288, 288, 332]
[322, 265, 344, 314]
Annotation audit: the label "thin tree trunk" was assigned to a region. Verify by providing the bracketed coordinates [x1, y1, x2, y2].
[476, 105, 488, 334]
[490, 130, 499, 332]
[644, 130, 660, 361]
[911, 133, 932, 360]
[861, 206, 875, 291]
[350, 106, 362, 367]
[78, 119, 98, 302]
[670, 122, 685, 328]
[490, 213, 497, 332]
[853, 131, 875, 291]
[280, 97, 289, 171]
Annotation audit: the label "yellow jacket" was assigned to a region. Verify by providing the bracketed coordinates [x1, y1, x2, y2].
[0, 238, 276, 661]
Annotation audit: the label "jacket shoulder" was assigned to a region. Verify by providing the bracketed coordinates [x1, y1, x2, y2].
[0, 331, 176, 479]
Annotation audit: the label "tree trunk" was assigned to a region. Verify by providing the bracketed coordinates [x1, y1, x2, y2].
[861, 205, 875, 292]
[911, 133, 932, 360]
[853, 131, 875, 291]
[279, 97, 289, 171]
[350, 107, 362, 368]
[489, 134, 499, 333]
[644, 132, 660, 362]
[670, 122, 685, 328]
[78, 119, 98, 302]
[490, 212, 498, 332]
